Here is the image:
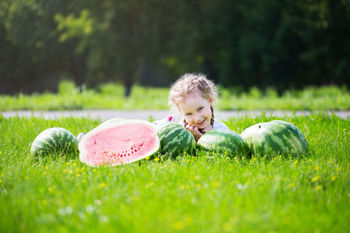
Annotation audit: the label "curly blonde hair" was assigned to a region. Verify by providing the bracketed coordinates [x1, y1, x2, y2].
[169, 73, 218, 125]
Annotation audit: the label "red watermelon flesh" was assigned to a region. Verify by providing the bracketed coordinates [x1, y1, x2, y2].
[79, 120, 160, 166]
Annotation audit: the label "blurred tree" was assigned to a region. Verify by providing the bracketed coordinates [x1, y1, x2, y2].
[0, 0, 349, 95]
[0, 0, 87, 93]
[203, 0, 349, 90]
[55, 0, 184, 96]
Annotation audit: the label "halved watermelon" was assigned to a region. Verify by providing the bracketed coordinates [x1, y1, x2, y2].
[79, 119, 160, 166]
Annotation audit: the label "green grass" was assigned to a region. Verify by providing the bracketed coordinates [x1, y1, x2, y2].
[1, 81, 350, 110]
[0, 114, 349, 233]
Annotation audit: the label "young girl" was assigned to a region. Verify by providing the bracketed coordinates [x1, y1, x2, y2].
[168, 73, 229, 141]
[78, 73, 228, 143]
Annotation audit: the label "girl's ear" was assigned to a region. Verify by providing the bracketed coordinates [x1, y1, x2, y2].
[209, 97, 214, 106]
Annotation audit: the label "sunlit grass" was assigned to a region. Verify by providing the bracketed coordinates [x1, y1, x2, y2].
[1, 81, 349, 110]
[0, 114, 349, 233]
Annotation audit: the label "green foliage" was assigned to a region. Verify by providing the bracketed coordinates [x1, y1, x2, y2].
[1, 83, 350, 110]
[58, 80, 80, 96]
[0, 0, 349, 95]
[0, 0, 87, 94]
[0, 114, 349, 232]
[55, 10, 96, 45]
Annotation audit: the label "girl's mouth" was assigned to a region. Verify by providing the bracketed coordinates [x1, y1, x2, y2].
[196, 119, 206, 127]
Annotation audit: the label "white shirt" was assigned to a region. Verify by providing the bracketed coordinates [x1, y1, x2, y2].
[212, 119, 230, 131]
[178, 118, 230, 131]
[154, 115, 230, 131]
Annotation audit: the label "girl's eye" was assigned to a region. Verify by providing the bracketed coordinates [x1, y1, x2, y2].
[186, 113, 192, 116]
[198, 107, 204, 111]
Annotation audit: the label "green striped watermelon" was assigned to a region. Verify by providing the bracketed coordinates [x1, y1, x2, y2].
[241, 120, 308, 157]
[158, 124, 196, 158]
[197, 130, 250, 157]
[30, 127, 79, 156]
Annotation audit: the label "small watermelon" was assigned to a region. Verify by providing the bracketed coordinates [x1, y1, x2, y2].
[158, 123, 196, 158]
[79, 119, 160, 166]
[197, 130, 250, 157]
[30, 127, 79, 157]
[241, 120, 308, 157]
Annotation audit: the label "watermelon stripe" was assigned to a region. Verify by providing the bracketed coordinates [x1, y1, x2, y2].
[278, 124, 305, 153]
[167, 127, 183, 137]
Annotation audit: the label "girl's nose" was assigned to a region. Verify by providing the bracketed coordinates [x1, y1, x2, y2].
[194, 114, 202, 123]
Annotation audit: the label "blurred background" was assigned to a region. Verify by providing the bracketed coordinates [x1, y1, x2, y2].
[0, 0, 349, 97]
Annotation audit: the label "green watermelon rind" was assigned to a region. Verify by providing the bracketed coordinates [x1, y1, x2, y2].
[241, 120, 309, 157]
[197, 129, 250, 157]
[97, 117, 127, 128]
[79, 119, 160, 167]
[158, 123, 196, 158]
[30, 127, 79, 157]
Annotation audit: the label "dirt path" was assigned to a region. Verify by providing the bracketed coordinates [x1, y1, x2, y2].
[2, 110, 350, 120]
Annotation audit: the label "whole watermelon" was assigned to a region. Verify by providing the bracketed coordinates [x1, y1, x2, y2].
[30, 127, 79, 156]
[158, 123, 196, 158]
[241, 120, 308, 157]
[197, 130, 250, 157]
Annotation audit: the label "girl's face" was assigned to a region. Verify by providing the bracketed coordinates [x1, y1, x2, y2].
[178, 90, 213, 130]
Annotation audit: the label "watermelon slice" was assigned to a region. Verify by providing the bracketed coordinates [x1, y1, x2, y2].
[79, 120, 160, 166]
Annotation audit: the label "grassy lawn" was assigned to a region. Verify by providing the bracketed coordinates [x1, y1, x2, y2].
[0, 113, 349, 233]
[1, 82, 350, 111]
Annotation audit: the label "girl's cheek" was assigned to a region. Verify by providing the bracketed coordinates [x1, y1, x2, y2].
[184, 116, 192, 124]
